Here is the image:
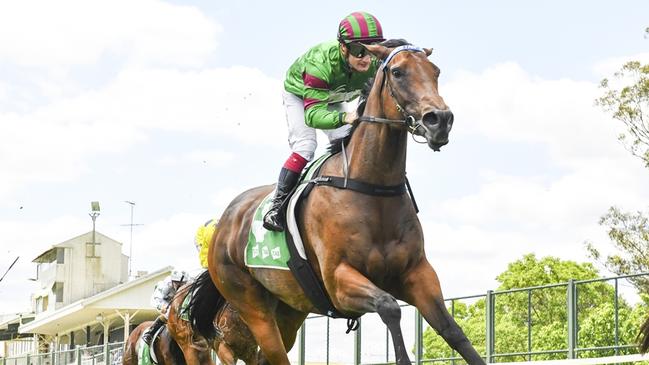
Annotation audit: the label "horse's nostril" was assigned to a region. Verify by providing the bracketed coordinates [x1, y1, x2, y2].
[422, 112, 440, 126]
[423, 110, 453, 129]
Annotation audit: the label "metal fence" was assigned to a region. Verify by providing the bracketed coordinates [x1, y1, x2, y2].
[293, 272, 649, 365]
[2, 273, 647, 365]
[2, 343, 124, 365]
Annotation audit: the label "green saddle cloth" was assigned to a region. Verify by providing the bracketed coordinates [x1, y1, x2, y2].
[137, 340, 155, 365]
[245, 153, 331, 270]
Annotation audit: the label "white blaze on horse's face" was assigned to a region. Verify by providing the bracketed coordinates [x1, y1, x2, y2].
[389, 49, 454, 151]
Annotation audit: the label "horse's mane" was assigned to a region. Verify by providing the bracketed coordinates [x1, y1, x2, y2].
[328, 39, 412, 155]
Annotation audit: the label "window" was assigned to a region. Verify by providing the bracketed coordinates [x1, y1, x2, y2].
[56, 248, 65, 264]
[35, 297, 42, 313]
[54, 282, 64, 303]
[35, 296, 49, 312]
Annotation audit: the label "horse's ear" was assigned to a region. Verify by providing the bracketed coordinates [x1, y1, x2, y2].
[423, 48, 433, 56]
[364, 44, 391, 61]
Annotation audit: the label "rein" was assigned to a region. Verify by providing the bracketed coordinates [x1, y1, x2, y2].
[312, 45, 428, 212]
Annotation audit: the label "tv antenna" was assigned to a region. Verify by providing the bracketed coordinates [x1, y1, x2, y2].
[122, 201, 143, 278]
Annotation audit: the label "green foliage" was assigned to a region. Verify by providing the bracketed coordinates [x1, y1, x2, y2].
[586, 206, 649, 293]
[422, 254, 648, 363]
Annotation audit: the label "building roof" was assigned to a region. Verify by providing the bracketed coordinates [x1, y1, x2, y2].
[32, 231, 122, 263]
[0, 313, 35, 341]
[19, 266, 171, 335]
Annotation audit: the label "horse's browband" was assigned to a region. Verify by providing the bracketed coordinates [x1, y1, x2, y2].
[380, 45, 425, 70]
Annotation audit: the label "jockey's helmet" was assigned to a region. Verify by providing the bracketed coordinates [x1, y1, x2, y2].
[194, 218, 218, 268]
[337, 11, 385, 44]
[170, 270, 188, 283]
[194, 218, 218, 250]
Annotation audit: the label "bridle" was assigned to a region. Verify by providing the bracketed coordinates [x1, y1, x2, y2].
[312, 46, 423, 216]
[357, 45, 431, 142]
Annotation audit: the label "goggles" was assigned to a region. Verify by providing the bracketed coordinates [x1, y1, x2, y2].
[346, 42, 369, 58]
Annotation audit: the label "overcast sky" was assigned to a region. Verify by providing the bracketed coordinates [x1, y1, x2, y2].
[1, 0, 649, 361]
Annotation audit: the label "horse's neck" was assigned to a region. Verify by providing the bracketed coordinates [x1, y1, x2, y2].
[346, 124, 407, 184]
[346, 76, 408, 185]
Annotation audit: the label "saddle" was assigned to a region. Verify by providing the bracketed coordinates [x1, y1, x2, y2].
[138, 325, 165, 365]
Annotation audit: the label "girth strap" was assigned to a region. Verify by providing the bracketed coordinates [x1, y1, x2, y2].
[312, 176, 406, 196]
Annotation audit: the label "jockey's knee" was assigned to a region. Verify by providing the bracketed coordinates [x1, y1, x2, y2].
[291, 143, 316, 162]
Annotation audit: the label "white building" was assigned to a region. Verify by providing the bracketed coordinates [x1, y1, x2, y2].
[0, 231, 171, 359]
[31, 231, 128, 312]
[19, 267, 169, 352]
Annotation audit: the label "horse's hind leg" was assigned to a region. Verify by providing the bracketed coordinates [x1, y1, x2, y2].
[332, 263, 411, 365]
[240, 307, 291, 365]
[400, 259, 485, 365]
[215, 341, 236, 365]
[274, 301, 308, 352]
[220, 277, 291, 365]
[255, 302, 307, 365]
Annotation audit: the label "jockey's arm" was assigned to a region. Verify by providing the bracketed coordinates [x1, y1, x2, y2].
[302, 64, 346, 129]
[150, 289, 165, 312]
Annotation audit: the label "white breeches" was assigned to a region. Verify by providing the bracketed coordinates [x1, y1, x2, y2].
[284, 90, 357, 161]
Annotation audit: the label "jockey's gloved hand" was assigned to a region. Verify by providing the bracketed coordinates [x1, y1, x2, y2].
[343, 110, 358, 124]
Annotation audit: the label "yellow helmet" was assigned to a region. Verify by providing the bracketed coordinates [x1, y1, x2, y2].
[194, 218, 218, 268]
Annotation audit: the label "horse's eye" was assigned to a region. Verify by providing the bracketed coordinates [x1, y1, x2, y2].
[391, 68, 403, 78]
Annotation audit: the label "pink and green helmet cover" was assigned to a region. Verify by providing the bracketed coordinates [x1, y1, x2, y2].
[338, 11, 384, 44]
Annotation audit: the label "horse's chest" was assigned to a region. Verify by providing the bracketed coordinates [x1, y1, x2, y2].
[354, 244, 413, 285]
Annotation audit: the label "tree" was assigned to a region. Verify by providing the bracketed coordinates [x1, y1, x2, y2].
[586, 207, 649, 292]
[422, 254, 647, 362]
[596, 28, 649, 166]
[590, 28, 649, 293]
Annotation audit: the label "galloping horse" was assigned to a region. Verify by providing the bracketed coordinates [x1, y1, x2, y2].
[167, 280, 258, 365]
[122, 321, 185, 365]
[189, 39, 485, 364]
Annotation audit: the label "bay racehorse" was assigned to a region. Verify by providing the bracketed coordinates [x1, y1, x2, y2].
[188, 39, 485, 364]
[122, 321, 184, 365]
[167, 280, 258, 365]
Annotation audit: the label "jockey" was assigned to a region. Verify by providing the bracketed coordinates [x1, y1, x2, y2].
[194, 218, 218, 269]
[263, 11, 385, 232]
[141, 269, 189, 345]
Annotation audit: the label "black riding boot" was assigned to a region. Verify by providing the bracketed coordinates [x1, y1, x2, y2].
[142, 315, 166, 346]
[263, 168, 301, 232]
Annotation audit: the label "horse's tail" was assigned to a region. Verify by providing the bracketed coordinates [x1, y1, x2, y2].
[639, 314, 649, 353]
[163, 328, 185, 364]
[187, 269, 226, 341]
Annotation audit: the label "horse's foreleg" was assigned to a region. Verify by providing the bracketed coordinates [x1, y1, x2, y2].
[332, 263, 411, 365]
[400, 259, 485, 365]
